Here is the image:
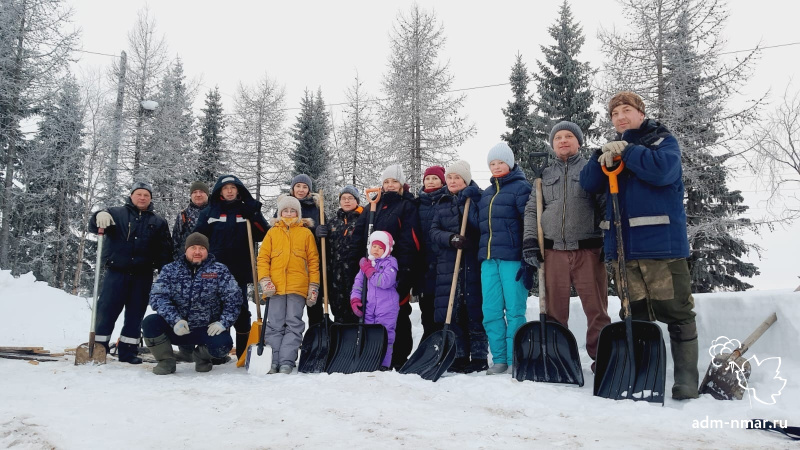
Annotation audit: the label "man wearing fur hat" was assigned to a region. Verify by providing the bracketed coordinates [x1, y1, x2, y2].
[88, 181, 173, 364]
[194, 174, 270, 360]
[580, 91, 699, 400]
[522, 121, 610, 371]
[143, 232, 243, 374]
[257, 195, 320, 374]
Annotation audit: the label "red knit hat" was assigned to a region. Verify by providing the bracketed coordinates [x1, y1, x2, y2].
[423, 165, 446, 184]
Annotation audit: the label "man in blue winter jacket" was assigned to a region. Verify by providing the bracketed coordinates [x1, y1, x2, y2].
[579, 91, 699, 400]
[142, 232, 243, 374]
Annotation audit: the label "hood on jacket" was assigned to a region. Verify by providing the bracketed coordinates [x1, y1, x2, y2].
[210, 174, 257, 205]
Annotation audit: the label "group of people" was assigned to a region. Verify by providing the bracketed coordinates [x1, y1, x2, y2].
[88, 91, 700, 400]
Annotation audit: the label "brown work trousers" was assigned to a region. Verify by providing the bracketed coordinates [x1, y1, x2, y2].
[544, 248, 610, 360]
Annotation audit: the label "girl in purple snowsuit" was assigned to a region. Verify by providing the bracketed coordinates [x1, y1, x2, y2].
[350, 230, 400, 370]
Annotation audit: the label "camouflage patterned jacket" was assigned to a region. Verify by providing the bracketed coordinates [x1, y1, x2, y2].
[149, 254, 243, 329]
[172, 201, 208, 261]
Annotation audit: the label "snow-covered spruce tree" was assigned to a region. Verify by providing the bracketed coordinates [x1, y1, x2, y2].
[530, 0, 596, 160]
[228, 74, 288, 204]
[332, 74, 384, 195]
[0, 0, 79, 269]
[380, 4, 475, 189]
[197, 85, 227, 184]
[140, 58, 196, 222]
[599, 0, 761, 292]
[501, 53, 538, 179]
[291, 88, 333, 197]
[13, 76, 85, 288]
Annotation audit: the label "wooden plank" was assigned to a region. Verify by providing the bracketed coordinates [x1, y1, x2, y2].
[0, 346, 45, 352]
[0, 353, 58, 362]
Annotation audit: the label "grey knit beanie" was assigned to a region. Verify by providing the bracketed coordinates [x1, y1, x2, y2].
[276, 194, 302, 219]
[130, 181, 153, 196]
[486, 142, 515, 169]
[189, 181, 210, 195]
[184, 232, 209, 251]
[339, 185, 360, 203]
[548, 121, 584, 148]
[290, 174, 313, 192]
[381, 164, 406, 185]
[445, 160, 472, 186]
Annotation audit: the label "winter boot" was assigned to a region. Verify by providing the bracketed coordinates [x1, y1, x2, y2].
[117, 342, 143, 365]
[486, 363, 509, 375]
[447, 357, 470, 373]
[192, 345, 214, 373]
[669, 322, 700, 400]
[211, 355, 232, 365]
[235, 332, 250, 360]
[268, 364, 279, 374]
[464, 358, 488, 374]
[278, 364, 293, 374]
[175, 345, 194, 363]
[144, 335, 176, 375]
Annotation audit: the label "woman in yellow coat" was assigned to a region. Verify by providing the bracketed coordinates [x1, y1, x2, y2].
[257, 195, 320, 374]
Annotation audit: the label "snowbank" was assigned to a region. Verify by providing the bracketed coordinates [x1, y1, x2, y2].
[1, 270, 798, 449]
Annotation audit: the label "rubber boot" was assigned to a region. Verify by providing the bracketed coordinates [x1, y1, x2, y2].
[464, 358, 488, 374]
[144, 335, 176, 375]
[235, 332, 250, 360]
[193, 345, 214, 373]
[117, 342, 143, 365]
[447, 357, 470, 373]
[175, 345, 194, 363]
[669, 323, 699, 400]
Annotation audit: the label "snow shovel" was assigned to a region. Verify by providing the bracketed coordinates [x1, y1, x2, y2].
[245, 298, 272, 375]
[236, 219, 264, 368]
[327, 188, 388, 374]
[699, 312, 777, 400]
[400, 198, 472, 382]
[75, 228, 108, 365]
[298, 190, 334, 373]
[512, 180, 583, 385]
[594, 159, 666, 404]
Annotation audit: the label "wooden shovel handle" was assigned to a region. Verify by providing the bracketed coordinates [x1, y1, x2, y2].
[730, 312, 778, 360]
[318, 190, 329, 315]
[246, 219, 261, 322]
[444, 197, 471, 325]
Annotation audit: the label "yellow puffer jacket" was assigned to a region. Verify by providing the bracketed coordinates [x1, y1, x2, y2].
[257, 217, 320, 297]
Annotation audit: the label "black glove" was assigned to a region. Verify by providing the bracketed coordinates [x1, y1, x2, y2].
[449, 234, 467, 249]
[521, 247, 543, 269]
[315, 223, 329, 238]
[515, 261, 536, 290]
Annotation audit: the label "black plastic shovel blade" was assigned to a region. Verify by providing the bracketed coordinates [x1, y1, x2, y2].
[326, 323, 388, 374]
[298, 316, 333, 374]
[594, 318, 666, 404]
[398, 330, 457, 382]
[512, 320, 583, 386]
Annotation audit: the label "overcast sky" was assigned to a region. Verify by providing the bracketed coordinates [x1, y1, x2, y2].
[67, 0, 799, 290]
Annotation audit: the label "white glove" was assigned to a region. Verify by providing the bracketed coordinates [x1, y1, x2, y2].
[95, 211, 115, 228]
[173, 319, 190, 336]
[207, 321, 225, 336]
[601, 140, 628, 154]
[259, 277, 276, 297]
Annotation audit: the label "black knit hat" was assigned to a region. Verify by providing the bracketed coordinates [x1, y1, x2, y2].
[184, 232, 209, 251]
[189, 181, 209, 195]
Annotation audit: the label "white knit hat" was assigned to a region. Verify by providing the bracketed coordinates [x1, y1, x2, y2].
[486, 142, 515, 169]
[445, 160, 472, 186]
[276, 194, 302, 219]
[367, 230, 394, 260]
[380, 164, 406, 185]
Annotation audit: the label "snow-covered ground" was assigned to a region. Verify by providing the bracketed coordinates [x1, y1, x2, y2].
[1, 270, 798, 449]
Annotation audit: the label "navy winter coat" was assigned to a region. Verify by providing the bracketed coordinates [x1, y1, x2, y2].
[194, 175, 269, 284]
[416, 185, 448, 295]
[478, 166, 532, 262]
[88, 198, 172, 273]
[430, 182, 483, 323]
[348, 190, 421, 301]
[579, 119, 690, 260]
[149, 254, 243, 329]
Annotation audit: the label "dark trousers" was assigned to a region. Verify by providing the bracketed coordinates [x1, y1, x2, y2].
[142, 314, 233, 359]
[419, 292, 440, 341]
[233, 283, 252, 333]
[95, 269, 153, 352]
[306, 295, 323, 326]
[392, 302, 413, 368]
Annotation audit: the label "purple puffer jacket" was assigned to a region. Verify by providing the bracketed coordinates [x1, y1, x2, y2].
[350, 256, 400, 316]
